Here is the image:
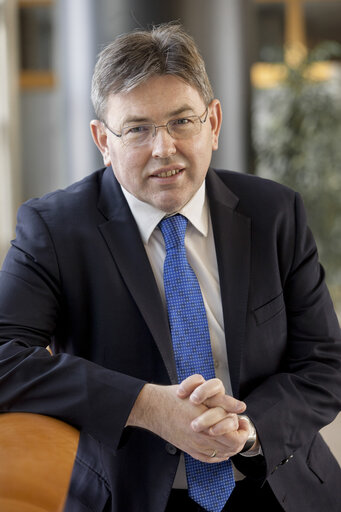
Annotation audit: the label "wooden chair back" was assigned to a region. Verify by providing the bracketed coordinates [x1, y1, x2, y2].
[0, 413, 79, 512]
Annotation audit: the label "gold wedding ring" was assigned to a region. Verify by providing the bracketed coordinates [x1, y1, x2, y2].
[209, 449, 217, 458]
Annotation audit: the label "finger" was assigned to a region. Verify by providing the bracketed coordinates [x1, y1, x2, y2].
[189, 438, 235, 462]
[188, 448, 231, 464]
[191, 408, 238, 433]
[177, 374, 205, 398]
[207, 415, 240, 436]
[188, 431, 242, 460]
[238, 416, 252, 434]
[214, 425, 250, 449]
[188, 379, 246, 414]
[190, 378, 225, 404]
[204, 393, 246, 414]
[202, 451, 231, 463]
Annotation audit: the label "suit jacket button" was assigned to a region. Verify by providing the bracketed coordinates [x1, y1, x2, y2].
[165, 443, 178, 455]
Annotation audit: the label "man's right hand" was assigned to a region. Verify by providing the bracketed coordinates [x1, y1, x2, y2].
[126, 381, 247, 463]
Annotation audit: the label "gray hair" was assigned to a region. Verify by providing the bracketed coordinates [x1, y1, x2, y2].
[91, 23, 214, 120]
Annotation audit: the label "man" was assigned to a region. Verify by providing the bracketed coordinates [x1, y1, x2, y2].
[0, 23, 340, 512]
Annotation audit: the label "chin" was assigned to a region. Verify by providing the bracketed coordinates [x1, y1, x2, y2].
[149, 193, 185, 213]
[158, 199, 188, 214]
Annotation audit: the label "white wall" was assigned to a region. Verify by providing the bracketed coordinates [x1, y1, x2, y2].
[0, 0, 21, 262]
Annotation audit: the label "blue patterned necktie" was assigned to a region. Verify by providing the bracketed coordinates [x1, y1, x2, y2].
[159, 214, 235, 512]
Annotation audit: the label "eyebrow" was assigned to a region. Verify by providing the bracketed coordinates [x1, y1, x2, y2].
[122, 105, 197, 126]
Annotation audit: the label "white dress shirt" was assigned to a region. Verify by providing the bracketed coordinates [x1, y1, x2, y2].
[121, 181, 246, 484]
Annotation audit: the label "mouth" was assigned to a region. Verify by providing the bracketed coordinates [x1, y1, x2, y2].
[152, 168, 184, 179]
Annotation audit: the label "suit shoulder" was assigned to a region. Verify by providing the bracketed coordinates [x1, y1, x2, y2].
[214, 168, 295, 195]
[213, 169, 297, 211]
[22, 168, 106, 216]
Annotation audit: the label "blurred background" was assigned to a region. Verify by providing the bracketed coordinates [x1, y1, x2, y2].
[0, 0, 340, 461]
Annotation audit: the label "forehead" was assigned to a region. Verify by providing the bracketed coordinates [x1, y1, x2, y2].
[105, 75, 205, 123]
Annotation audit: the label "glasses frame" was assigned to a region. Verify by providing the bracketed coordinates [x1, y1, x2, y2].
[101, 107, 209, 146]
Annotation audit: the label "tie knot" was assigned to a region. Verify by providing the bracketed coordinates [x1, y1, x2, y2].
[159, 214, 188, 250]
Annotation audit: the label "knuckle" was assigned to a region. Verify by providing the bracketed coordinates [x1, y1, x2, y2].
[231, 416, 239, 429]
[212, 378, 224, 391]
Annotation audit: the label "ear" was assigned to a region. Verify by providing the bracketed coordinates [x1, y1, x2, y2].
[208, 99, 222, 151]
[90, 120, 112, 166]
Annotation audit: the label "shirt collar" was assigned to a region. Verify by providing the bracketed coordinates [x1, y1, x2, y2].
[121, 181, 209, 244]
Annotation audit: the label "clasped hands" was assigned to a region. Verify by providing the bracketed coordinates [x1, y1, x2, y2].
[175, 374, 249, 462]
[128, 374, 251, 463]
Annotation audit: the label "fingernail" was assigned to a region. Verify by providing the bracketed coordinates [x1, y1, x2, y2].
[191, 420, 199, 431]
[190, 393, 200, 403]
[236, 402, 246, 412]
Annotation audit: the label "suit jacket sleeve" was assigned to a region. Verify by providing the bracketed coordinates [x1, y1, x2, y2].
[241, 191, 341, 478]
[0, 202, 146, 450]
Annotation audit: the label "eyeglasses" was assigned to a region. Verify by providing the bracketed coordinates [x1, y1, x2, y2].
[102, 108, 208, 148]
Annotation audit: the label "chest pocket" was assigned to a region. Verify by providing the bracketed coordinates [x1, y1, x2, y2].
[253, 292, 285, 325]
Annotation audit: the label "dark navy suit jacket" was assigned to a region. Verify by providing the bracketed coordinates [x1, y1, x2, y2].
[0, 167, 340, 511]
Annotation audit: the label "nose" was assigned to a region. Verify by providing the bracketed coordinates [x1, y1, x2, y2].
[151, 126, 176, 158]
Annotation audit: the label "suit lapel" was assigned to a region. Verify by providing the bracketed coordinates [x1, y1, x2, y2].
[97, 168, 177, 384]
[206, 170, 251, 397]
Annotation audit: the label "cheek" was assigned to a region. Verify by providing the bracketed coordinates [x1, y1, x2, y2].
[190, 139, 213, 171]
[112, 152, 147, 186]
[124, 152, 148, 176]
[192, 131, 212, 153]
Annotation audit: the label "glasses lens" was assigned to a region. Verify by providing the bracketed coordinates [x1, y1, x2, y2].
[168, 117, 200, 139]
[122, 125, 154, 146]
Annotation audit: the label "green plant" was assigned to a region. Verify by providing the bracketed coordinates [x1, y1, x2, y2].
[252, 42, 341, 313]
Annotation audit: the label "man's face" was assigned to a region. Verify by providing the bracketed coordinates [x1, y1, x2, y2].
[91, 75, 222, 213]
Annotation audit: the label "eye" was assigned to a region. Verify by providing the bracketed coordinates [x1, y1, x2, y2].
[173, 117, 193, 126]
[125, 125, 151, 135]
